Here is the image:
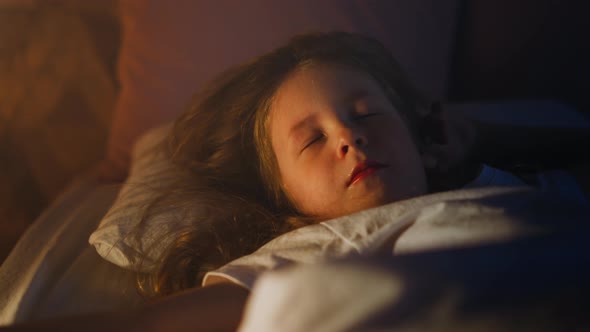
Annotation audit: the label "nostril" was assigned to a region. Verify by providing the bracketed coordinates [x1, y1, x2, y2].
[341, 145, 349, 154]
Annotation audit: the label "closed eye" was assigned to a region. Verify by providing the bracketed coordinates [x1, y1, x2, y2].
[301, 134, 324, 152]
[354, 113, 380, 120]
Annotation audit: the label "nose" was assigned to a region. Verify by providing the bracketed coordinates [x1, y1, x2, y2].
[337, 127, 367, 158]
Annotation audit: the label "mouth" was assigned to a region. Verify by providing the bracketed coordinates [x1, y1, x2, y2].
[347, 160, 389, 187]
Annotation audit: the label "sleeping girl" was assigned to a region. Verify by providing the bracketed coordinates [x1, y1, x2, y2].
[147, 30, 588, 295]
[144, 30, 479, 295]
[2, 31, 589, 332]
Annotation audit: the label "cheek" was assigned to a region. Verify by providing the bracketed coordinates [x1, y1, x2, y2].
[281, 157, 339, 212]
[377, 117, 419, 153]
[371, 118, 426, 183]
[369, 119, 405, 152]
[283, 159, 331, 196]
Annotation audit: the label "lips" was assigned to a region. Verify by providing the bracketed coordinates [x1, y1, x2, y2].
[348, 160, 389, 186]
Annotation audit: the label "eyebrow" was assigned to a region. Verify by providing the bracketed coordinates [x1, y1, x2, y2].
[287, 89, 373, 141]
[288, 114, 317, 142]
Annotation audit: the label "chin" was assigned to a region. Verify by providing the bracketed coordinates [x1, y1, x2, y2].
[348, 193, 391, 214]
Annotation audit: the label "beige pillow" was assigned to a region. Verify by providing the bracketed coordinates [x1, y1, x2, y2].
[89, 123, 184, 272]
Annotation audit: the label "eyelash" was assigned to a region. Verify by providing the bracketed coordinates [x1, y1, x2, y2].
[354, 112, 380, 121]
[302, 134, 324, 151]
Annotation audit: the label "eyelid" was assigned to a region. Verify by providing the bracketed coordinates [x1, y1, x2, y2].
[301, 134, 324, 153]
[354, 112, 381, 120]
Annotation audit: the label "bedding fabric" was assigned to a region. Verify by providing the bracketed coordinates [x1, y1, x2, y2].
[204, 186, 589, 289]
[239, 233, 590, 332]
[0, 178, 141, 326]
[89, 123, 179, 272]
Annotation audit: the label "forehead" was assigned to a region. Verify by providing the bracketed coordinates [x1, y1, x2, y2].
[269, 63, 386, 129]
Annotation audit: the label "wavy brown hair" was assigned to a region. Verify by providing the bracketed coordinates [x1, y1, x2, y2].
[139, 31, 428, 297]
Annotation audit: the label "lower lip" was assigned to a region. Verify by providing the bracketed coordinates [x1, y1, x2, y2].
[350, 167, 382, 186]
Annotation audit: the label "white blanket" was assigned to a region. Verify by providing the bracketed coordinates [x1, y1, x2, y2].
[205, 186, 588, 289]
[2, 180, 587, 329]
[237, 186, 590, 331]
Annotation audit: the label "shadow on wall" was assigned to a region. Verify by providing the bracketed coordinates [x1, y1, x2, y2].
[0, 0, 120, 263]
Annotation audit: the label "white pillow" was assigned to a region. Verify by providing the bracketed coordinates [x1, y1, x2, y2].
[89, 123, 184, 272]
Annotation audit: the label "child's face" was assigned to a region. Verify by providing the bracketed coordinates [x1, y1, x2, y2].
[269, 63, 428, 220]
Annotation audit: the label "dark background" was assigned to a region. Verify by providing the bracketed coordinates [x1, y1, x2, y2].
[450, 0, 590, 114]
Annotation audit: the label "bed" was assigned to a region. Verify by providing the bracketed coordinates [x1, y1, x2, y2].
[2, 1, 590, 331]
[2, 162, 589, 331]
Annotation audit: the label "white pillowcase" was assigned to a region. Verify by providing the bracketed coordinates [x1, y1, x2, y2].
[89, 124, 183, 272]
